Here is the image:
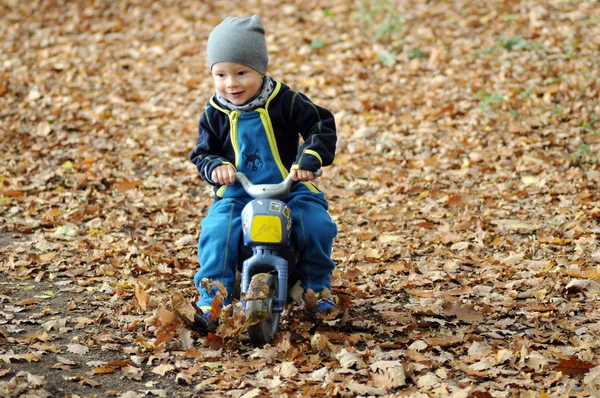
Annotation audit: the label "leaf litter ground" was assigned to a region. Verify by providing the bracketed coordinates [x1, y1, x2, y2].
[1, 0, 600, 397]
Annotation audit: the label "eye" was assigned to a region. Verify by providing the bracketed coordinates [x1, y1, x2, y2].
[238, 71, 246, 76]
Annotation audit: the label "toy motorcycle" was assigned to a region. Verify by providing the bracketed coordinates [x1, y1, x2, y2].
[235, 170, 321, 345]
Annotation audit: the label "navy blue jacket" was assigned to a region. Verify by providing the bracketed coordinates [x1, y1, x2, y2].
[190, 80, 336, 195]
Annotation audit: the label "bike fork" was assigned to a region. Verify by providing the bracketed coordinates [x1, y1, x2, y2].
[241, 246, 288, 312]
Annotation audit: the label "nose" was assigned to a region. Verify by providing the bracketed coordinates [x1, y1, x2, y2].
[226, 76, 238, 88]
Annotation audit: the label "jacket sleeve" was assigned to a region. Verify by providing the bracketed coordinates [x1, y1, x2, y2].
[189, 108, 235, 185]
[287, 91, 337, 172]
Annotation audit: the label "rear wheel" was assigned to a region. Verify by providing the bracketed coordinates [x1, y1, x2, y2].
[246, 273, 280, 345]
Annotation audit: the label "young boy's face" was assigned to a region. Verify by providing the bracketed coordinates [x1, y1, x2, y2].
[211, 62, 264, 105]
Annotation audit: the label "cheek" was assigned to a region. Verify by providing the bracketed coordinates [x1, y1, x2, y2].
[213, 80, 225, 92]
[250, 81, 262, 94]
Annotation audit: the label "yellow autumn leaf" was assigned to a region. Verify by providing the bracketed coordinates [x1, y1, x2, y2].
[364, 247, 382, 261]
[378, 234, 402, 244]
[39, 252, 57, 262]
[34, 290, 54, 299]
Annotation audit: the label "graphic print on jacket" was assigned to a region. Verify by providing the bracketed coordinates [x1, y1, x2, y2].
[242, 149, 264, 172]
[222, 111, 283, 199]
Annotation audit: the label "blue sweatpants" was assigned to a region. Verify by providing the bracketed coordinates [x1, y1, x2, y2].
[193, 183, 337, 308]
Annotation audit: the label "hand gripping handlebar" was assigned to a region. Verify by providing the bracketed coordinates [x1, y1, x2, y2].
[234, 170, 322, 200]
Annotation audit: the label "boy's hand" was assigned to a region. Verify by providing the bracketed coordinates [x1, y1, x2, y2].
[211, 164, 236, 185]
[290, 169, 315, 182]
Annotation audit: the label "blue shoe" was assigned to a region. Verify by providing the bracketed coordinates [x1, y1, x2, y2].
[313, 298, 342, 320]
[192, 310, 219, 334]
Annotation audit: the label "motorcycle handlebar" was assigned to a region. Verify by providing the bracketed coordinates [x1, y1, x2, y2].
[234, 170, 322, 200]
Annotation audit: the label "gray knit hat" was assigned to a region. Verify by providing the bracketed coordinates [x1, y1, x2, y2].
[206, 15, 268, 75]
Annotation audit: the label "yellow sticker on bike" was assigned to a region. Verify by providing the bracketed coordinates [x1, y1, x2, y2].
[250, 215, 282, 243]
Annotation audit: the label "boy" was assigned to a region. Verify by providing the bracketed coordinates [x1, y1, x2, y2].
[190, 15, 338, 333]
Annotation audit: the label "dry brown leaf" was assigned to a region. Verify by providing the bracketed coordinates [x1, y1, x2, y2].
[304, 289, 318, 311]
[311, 333, 336, 357]
[134, 282, 150, 311]
[554, 357, 597, 375]
[442, 298, 484, 324]
[170, 292, 196, 324]
[154, 307, 179, 328]
[66, 343, 89, 355]
[369, 360, 406, 388]
[121, 365, 143, 381]
[113, 178, 141, 192]
[151, 364, 175, 376]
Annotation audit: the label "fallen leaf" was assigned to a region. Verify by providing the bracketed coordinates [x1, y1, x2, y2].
[174, 234, 194, 246]
[408, 340, 428, 351]
[336, 348, 366, 369]
[121, 365, 143, 381]
[492, 219, 539, 232]
[240, 388, 261, 398]
[66, 343, 89, 355]
[311, 333, 336, 356]
[583, 366, 600, 386]
[347, 383, 387, 396]
[151, 364, 175, 376]
[134, 282, 150, 311]
[275, 361, 298, 378]
[565, 279, 600, 293]
[442, 300, 484, 323]
[554, 357, 596, 375]
[369, 360, 406, 388]
[416, 372, 440, 389]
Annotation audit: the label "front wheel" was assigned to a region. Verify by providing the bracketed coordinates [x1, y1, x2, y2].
[245, 273, 280, 345]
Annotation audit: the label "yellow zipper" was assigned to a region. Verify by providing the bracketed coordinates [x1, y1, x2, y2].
[257, 109, 287, 179]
